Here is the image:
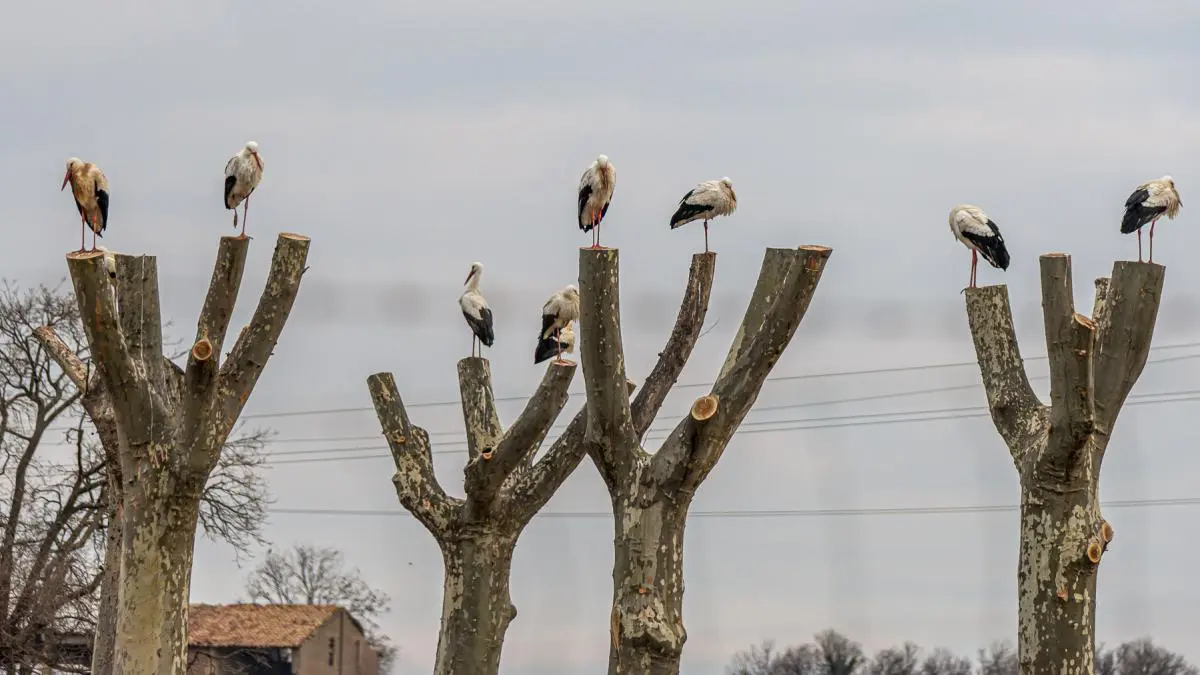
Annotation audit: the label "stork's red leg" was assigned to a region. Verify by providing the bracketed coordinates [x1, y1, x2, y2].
[704, 221, 710, 253]
[1137, 229, 1143, 262]
[971, 249, 978, 288]
[79, 219, 86, 253]
[241, 196, 250, 237]
[1149, 218, 1157, 263]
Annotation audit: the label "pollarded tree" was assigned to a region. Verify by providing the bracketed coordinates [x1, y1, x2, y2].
[963, 254, 1164, 675]
[365, 252, 722, 675]
[579, 246, 831, 674]
[51, 234, 309, 675]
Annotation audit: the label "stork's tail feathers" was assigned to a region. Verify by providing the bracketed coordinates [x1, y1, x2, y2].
[670, 203, 709, 229]
[534, 334, 561, 364]
[1121, 205, 1163, 234]
[976, 236, 1010, 271]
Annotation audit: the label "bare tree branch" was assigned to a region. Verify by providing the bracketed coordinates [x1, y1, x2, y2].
[963, 285, 1047, 455]
[629, 252, 716, 439]
[578, 248, 640, 487]
[651, 246, 832, 491]
[457, 358, 503, 462]
[462, 360, 575, 515]
[367, 373, 460, 537]
[1092, 261, 1165, 432]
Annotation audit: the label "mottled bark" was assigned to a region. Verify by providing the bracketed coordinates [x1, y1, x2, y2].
[963, 255, 1164, 675]
[60, 233, 309, 675]
[578, 246, 832, 675]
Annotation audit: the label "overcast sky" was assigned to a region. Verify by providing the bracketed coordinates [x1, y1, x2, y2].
[5, 1, 1200, 673]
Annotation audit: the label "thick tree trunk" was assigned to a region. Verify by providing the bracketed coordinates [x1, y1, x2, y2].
[964, 255, 1162, 675]
[609, 494, 689, 675]
[433, 532, 518, 675]
[115, 486, 201, 675]
[577, 247, 832, 675]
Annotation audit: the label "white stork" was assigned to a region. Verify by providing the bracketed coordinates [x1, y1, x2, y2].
[669, 177, 737, 253]
[460, 262, 495, 358]
[536, 284, 580, 363]
[948, 204, 1010, 289]
[60, 158, 109, 253]
[224, 141, 264, 237]
[535, 322, 576, 364]
[1121, 175, 1181, 263]
[578, 155, 616, 248]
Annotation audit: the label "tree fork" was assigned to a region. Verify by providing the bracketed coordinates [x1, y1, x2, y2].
[964, 253, 1164, 675]
[63, 232, 309, 675]
[578, 246, 831, 675]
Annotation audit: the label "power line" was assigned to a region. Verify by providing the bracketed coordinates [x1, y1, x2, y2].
[237, 341, 1200, 420]
[268, 496, 1200, 520]
[261, 389, 1200, 465]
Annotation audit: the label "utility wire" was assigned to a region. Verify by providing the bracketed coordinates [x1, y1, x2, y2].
[262, 388, 1200, 465]
[236, 341, 1200, 420]
[269, 496, 1200, 520]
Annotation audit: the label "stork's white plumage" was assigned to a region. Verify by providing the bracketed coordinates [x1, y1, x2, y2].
[536, 284, 580, 363]
[460, 262, 495, 358]
[578, 155, 616, 249]
[535, 322, 576, 364]
[949, 204, 1010, 289]
[61, 158, 109, 253]
[669, 177, 737, 253]
[224, 141, 264, 237]
[1121, 175, 1181, 263]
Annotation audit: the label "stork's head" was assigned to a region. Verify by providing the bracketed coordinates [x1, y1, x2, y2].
[465, 261, 484, 284]
[1163, 175, 1175, 186]
[720, 177, 736, 202]
[562, 284, 580, 302]
[596, 155, 610, 167]
[61, 157, 81, 191]
[245, 141, 262, 170]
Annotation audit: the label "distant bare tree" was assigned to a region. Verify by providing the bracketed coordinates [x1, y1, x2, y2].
[1096, 639, 1198, 675]
[727, 641, 779, 675]
[965, 254, 1164, 673]
[867, 643, 921, 675]
[0, 281, 272, 675]
[244, 543, 396, 673]
[920, 649, 972, 675]
[977, 642, 1019, 675]
[815, 630, 865, 675]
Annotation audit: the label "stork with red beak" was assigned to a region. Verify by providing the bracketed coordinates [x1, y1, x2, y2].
[224, 141, 264, 237]
[60, 157, 109, 253]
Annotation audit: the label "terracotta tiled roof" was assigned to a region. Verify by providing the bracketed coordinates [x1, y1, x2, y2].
[188, 604, 339, 648]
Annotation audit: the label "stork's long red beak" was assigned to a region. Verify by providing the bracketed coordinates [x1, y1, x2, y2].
[60, 170, 70, 191]
[464, 272, 472, 284]
[252, 151, 262, 171]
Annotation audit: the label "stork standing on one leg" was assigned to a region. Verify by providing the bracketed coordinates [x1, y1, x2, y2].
[669, 177, 737, 253]
[949, 204, 1010, 290]
[460, 262, 495, 358]
[224, 141, 264, 237]
[60, 158, 109, 253]
[578, 155, 616, 249]
[1121, 175, 1181, 263]
[535, 284, 580, 364]
[535, 322, 576, 364]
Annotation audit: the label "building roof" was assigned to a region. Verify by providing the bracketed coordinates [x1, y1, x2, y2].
[188, 604, 340, 648]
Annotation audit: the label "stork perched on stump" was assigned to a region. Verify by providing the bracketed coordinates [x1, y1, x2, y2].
[460, 261, 494, 358]
[536, 284, 580, 363]
[948, 204, 1010, 290]
[669, 177, 737, 253]
[224, 141, 264, 237]
[1121, 175, 1180, 263]
[578, 155, 616, 249]
[535, 322, 576, 364]
[60, 158, 109, 253]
